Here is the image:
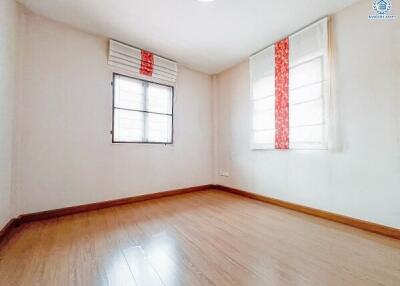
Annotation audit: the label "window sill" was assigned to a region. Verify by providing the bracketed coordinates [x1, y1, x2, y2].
[112, 141, 173, 145]
[251, 144, 328, 151]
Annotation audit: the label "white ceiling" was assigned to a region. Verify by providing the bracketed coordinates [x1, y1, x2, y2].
[18, 0, 360, 74]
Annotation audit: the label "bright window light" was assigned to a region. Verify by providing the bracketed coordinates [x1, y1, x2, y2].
[112, 74, 174, 144]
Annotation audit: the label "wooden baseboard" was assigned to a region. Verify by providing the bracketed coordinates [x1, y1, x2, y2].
[2, 184, 399, 244]
[0, 185, 212, 245]
[17, 185, 213, 225]
[214, 185, 400, 240]
[0, 219, 18, 245]
[4, 185, 211, 244]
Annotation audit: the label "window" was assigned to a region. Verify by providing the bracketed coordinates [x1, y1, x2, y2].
[250, 18, 330, 150]
[112, 74, 174, 143]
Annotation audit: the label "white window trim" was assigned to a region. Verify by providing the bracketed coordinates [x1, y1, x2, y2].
[112, 73, 174, 144]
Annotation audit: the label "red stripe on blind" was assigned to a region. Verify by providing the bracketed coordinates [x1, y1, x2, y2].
[140, 50, 154, 76]
[274, 38, 290, 149]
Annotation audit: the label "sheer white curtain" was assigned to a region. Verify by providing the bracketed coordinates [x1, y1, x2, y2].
[250, 46, 276, 149]
[250, 17, 334, 150]
[289, 17, 330, 149]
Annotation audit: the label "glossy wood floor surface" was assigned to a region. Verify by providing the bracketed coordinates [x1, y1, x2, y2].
[0, 190, 399, 286]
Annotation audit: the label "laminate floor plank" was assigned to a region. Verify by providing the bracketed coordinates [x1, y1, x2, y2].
[0, 190, 399, 286]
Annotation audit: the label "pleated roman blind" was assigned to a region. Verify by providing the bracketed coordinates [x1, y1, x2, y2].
[108, 40, 178, 83]
[250, 17, 330, 150]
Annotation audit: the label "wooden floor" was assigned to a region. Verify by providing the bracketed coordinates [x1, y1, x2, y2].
[0, 190, 399, 286]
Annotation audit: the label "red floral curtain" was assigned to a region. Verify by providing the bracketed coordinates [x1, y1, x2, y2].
[274, 38, 289, 149]
[139, 50, 154, 76]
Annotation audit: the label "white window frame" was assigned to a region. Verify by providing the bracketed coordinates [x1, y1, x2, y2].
[112, 73, 174, 144]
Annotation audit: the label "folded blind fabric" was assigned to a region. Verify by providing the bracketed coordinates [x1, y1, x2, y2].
[250, 17, 330, 150]
[108, 40, 178, 83]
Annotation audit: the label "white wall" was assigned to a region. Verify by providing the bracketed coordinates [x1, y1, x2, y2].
[0, 0, 18, 228]
[13, 10, 213, 215]
[215, 0, 400, 228]
[7, 0, 400, 230]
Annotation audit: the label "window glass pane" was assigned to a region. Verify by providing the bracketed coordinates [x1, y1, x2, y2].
[290, 125, 324, 143]
[289, 82, 322, 105]
[113, 109, 144, 142]
[290, 98, 323, 127]
[147, 84, 173, 114]
[253, 130, 275, 145]
[113, 75, 174, 144]
[289, 57, 322, 90]
[252, 75, 275, 99]
[114, 76, 144, 110]
[147, 114, 172, 143]
[253, 109, 275, 131]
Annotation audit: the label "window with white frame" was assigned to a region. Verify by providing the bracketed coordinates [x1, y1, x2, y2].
[250, 18, 330, 150]
[112, 74, 173, 143]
